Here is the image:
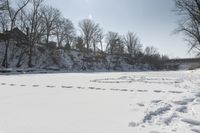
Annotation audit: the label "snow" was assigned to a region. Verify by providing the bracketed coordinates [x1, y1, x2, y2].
[0, 70, 200, 133]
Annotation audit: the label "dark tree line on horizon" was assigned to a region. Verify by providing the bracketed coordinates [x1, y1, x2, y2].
[0, 0, 169, 69]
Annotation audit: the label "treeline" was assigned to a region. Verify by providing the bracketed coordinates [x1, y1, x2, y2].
[0, 0, 169, 70]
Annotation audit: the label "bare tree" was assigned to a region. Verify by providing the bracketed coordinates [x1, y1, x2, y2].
[174, 0, 200, 55]
[6, 0, 30, 31]
[78, 19, 101, 54]
[41, 5, 61, 44]
[144, 46, 158, 56]
[124, 32, 142, 57]
[0, 11, 9, 31]
[99, 31, 104, 52]
[143, 46, 164, 69]
[1, 0, 30, 68]
[74, 36, 85, 52]
[0, 0, 6, 11]
[55, 17, 75, 48]
[91, 26, 103, 55]
[106, 31, 117, 55]
[106, 31, 124, 55]
[23, 0, 44, 67]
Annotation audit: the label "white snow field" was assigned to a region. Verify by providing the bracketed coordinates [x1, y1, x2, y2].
[0, 70, 200, 133]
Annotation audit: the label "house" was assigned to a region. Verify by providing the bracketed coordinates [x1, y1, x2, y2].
[0, 28, 28, 46]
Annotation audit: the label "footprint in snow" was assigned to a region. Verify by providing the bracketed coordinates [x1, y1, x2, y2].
[137, 103, 145, 107]
[110, 88, 120, 91]
[168, 91, 183, 94]
[173, 98, 195, 105]
[61, 86, 73, 88]
[120, 89, 128, 92]
[173, 101, 188, 105]
[95, 88, 102, 90]
[20, 84, 26, 87]
[46, 85, 55, 88]
[163, 113, 178, 125]
[151, 100, 162, 103]
[1, 83, 6, 85]
[184, 98, 195, 102]
[154, 90, 165, 93]
[32, 85, 39, 87]
[77, 87, 85, 89]
[149, 131, 163, 133]
[9, 84, 15, 86]
[181, 118, 200, 126]
[137, 90, 148, 92]
[195, 92, 200, 97]
[128, 121, 139, 127]
[191, 129, 200, 133]
[176, 106, 187, 113]
[143, 105, 171, 123]
[88, 87, 95, 90]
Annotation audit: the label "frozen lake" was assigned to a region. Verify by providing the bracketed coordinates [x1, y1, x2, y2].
[0, 70, 200, 133]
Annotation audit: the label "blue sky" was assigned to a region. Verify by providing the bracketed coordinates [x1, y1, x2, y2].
[46, 0, 194, 58]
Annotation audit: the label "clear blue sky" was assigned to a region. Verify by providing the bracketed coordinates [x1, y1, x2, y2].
[46, 0, 194, 58]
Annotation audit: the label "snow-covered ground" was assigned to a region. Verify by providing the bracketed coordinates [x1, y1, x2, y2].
[0, 70, 200, 133]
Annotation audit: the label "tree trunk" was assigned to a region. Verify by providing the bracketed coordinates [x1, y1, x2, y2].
[2, 41, 9, 68]
[28, 45, 33, 67]
[93, 42, 96, 56]
[16, 50, 25, 68]
[46, 31, 49, 44]
[87, 42, 89, 54]
[100, 41, 103, 53]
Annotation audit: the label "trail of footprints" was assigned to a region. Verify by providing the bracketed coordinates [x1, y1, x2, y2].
[0, 82, 184, 94]
[132, 90, 200, 132]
